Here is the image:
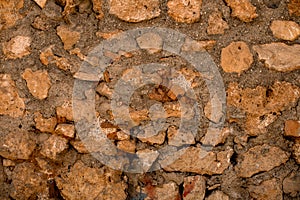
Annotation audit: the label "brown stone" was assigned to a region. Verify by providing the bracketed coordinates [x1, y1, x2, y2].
[33, 0, 47, 8]
[91, 0, 104, 19]
[181, 38, 216, 51]
[144, 182, 180, 200]
[56, 25, 80, 50]
[0, 74, 25, 118]
[136, 149, 159, 172]
[130, 109, 149, 124]
[167, 125, 195, 146]
[285, 120, 300, 137]
[248, 179, 282, 200]
[40, 135, 68, 159]
[70, 140, 89, 153]
[34, 112, 57, 133]
[109, 0, 160, 22]
[22, 68, 51, 100]
[0, 131, 36, 160]
[96, 30, 123, 39]
[137, 32, 163, 54]
[138, 130, 166, 145]
[3, 36, 31, 59]
[183, 176, 206, 200]
[204, 95, 223, 123]
[117, 140, 136, 153]
[221, 41, 253, 74]
[245, 113, 277, 136]
[293, 139, 300, 164]
[167, 0, 202, 23]
[207, 11, 229, 35]
[55, 124, 75, 138]
[0, 0, 24, 30]
[253, 43, 300, 72]
[288, 0, 300, 16]
[56, 101, 73, 122]
[55, 161, 127, 199]
[164, 102, 181, 118]
[283, 171, 300, 197]
[40, 45, 55, 65]
[224, 0, 258, 22]
[206, 191, 229, 200]
[96, 82, 113, 99]
[163, 147, 233, 175]
[201, 127, 230, 146]
[236, 144, 289, 178]
[2, 159, 15, 167]
[270, 20, 300, 41]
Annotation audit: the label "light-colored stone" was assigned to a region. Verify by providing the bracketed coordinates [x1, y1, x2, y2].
[2, 159, 15, 167]
[204, 95, 223, 123]
[70, 140, 89, 153]
[164, 102, 181, 118]
[34, 112, 57, 133]
[283, 171, 300, 197]
[270, 20, 300, 41]
[55, 161, 127, 200]
[245, 113, 277, 136]
[138, 130, 166, 145]
[181, 38, 216, 51]
[3, 36, 31, 59]
[136, 149, 159, 172]
[163, 147, 233, 175]
[91, 0, 104, 19]
[56, 101, 73, 122]
[55, 124, 75, 138]
[201, 127, 230, 146]
[117, 140, 136, 153]
[0, 0, 24, 30]
[56, 25, 80, 50]
[285, 120, 300, 137]
[221, 41, 253, 74]
[183, 176, 206, 200]
[0, 74, 25, 118]
[167, 125, 195, 146]
[144, 182, 180, 200]
[40, 135, 68, 159]
[248, 179, 282, 200]
[109, 0, 160, 22]
[96, 30, 123, 39]
[33, 0, 47, 8]
[206, 190, 229, 200]
[207, 11, 229, 35]
[224, 0, 258, 22]
[288, 0, 300, 16]
[167, 0, 202, 23]
[40, 45, 55, 65]
[22, 68, 51, 100]
[253, 43, 300, 72]
[293, 139, 300, 164]
[137, 32, 163, 54]
[236, 144, 289, 177]
[0, 131, 36, 160]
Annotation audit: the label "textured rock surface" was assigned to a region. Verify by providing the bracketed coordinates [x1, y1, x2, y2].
[34, 112, 57, 133]
[285, 120, 300, 137]
[137, 32, 163, 54]
[236, 144, 289, 177]
[288, 0, 300, 16]
[0, 0, 24, 30]
[40, 135, 68, 159]
[221, 41, 253, 74]
[224, 0, 258, 22]
[248, 179, 282, 200]
[293, 139, 300, 164]
[167, 0, 202, 23]
[144, 181, 180, 200]
[56, 25, 80, 50]
[253, 43, 300, 72]
[2, 36, 31, 59]
[56, 101, 73, 122]
[0, 74, 25, 118]
[283, 171, 300, 197]
[207, 11, 229, 35]
[181, 39, 216, 51]
[55, 124, 75, 138]
[109, 0, 160, 22]
[206, 190, 229, 200]
[22, 68, 51, 99]
[91, 0, 104, 19]
[270, 20, 300, 41]
[33, 0, 47, 8]
[183, 176, 206, 200]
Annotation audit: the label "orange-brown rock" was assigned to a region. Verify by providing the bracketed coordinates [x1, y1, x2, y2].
[56, 25, 80, 50]
[167, 0, 202, 23]
[248, 179, 282, 200]
[207, 11, 229, 35]
[34, 112, 57, 133]
[0, 0, 24, 30]
[288, 0, 300, 16]
[270, 20, 300, 41]
[224, 0, 258, 22]
[3, 36, 31, 59]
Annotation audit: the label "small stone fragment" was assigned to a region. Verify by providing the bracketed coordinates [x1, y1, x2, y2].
[163, 147, 233, 175]
[206, 190, 229, 200]
[144, 182, 180, 200]
[167, 0, 202, 23]
[283, 171, 300, 197]
[245, 113, 277, 136]
[248, 179, 282, 200]
[0, 0, 24, 30]
[137, 32, 163, 54]
[34, 0, 47, 8]
[70, 140, 89, 153]
[40, 45, 55, 65]
[207, 11, 229, 35]
[22, 68, 51, 100]
[117, 140, 136, 153]
[285, 120, 300, 137]
[167, 125, 195, 146]
[201, 127, 230, 146]
[91, 0, 104, 19]
[96, 30, 123, 39]
[96, 82, 113, 99]
[224, 0, 258, 22]
[0, 74, 25, 118]
[0, 131, 36, 160]
[109, 0, 161, 22]
[253, 43, 300, 72]
[136, 149, 159, 172]
[2, 159, 15, 167]
[2, 36, 31, 59]
[270, 20, 300, 41]
[55, 124, 75, 138]
[236, 144, 289, 177]
[56, 101, 73, 122]
[183, 176, 206, 200]
[288, 0, 300, 16]
[56, 25, 80, 50]
[221, 41, 253, 74]
[138, 130, 166, 145]
[204, 95, 223, 123]
[181, 38, 216, 51]
[293, 139, 300, 164]
[34, 112, 57, 133]
[40, 135, 68, 159]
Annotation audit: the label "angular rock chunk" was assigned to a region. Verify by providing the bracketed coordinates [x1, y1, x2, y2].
[183, 176, 206, 200]
[0, 74, 25, 117]
[0, 0, 24, 30]
[167, 0, 202, 23]
[55, 124, 75, 138]
[56, 25, 80, 50]
[40, 135, 68, 159]
[285, 120, 300, 137]
[253, 43, 300, 72]
[207, 11, 229, 35]
[109, 0, 160, 22]
[3, 36, 31, 59]
[248, 179, 282, 200]
[91, 0, 104, 19]
[34, 112, 57, 133]
[56, 101, 73, 122]
[270, 20, 300, 41]
[224, 0, 258, 22]
[283, 171, 300, 197]
[293, 139, 300, 164]
[236, 144, 289, 177]
[206, 190, 229, 200]
[181, 38, 216, 51]
[144, 182, 180, 200]
[288, 0, 300, 16]
[34, 0, 47, 8]
[137, 32, 163, 54]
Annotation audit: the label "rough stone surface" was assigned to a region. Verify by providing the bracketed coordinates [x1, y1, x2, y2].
[283, 171, 300, 197]
[55, 161, 127, 200]
[117, 140, 136, 153]
[109, 0, 161, 22]
[248, 179, 282, 200]
[206, 190, 229, 200]
[2, 36, 31, 59]
[137, 32, 163, 54]
[144, 182, 180, 200]
[270, 20, 300, 41]
[293, 139, 300, 164]
[22, 68, 51, 100]
[56, 101, 73, 122]
[201, 127, 230, 146]
[167, 125, 195, 146]
[136, 149, 159, 172]
[0, 74, 25, 118]
[40, 135, 68, 159]
[91, 0, 104, 19]
[138, 129, 166, 145]
[0, 131, 36, 160]
[34, 112, 57, 133]
[183, 176, 206, 200]
[181, 38, 216, 51]
[56, 25, 80, 50]
[288, 0, 300, 16]
[55, 124, 75, 138]
[207, 11, 229, 35]
[70, 140, 89, 153]
[253, 43, 300, 72]
[163, 147, 233, 175]
[236, 144, 289, 177]
[167, 0, 202, 23]
[221, 41, 253, 74]
[33, 0, 47, 8]
[285, 120, 300, 137]
[0, 0, 24, 30]
[224, 0, 258, 22]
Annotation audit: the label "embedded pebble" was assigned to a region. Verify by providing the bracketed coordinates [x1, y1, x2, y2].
[2, 36, 31, 59]
[167, 0, 202, 23]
